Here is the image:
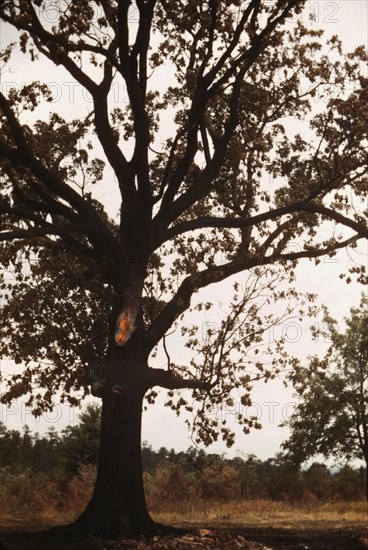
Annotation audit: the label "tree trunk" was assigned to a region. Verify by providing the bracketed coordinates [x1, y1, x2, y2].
[49, 315, 204, 539]
[70, 345, 165, 538]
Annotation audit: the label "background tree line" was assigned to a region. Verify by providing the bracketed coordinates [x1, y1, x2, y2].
[1, 404, 365, 507]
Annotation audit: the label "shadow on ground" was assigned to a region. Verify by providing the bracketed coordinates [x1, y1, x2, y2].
[1, 525, 368, 549]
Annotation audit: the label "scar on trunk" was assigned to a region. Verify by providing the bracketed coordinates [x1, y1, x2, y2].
[115, 308, 137, 346]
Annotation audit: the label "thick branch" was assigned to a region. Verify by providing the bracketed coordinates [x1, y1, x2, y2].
[0, 201, 45, 227]
[145, 258, 256, 348]
[5, 166, 82, 225]
[131, 0, 157, 97]
[276, 235, 359, 261]
[207, 0, 301, 97]
[0, 223, 116, 285]
[203, 0, 258, 86]
[155, 203, 299, 247]
[145, 234, 360, 348]
[0, 92, 119, 258]
[155, 2, 302, 231]
[92, 87, 136, 204]
[117, 0, 153, 205]
[1, 3, 134, 207]
[0, 3, 120, 70]
[302, 204, 368, 239]
[154, 197, 368, 248]
[154, 76, 242, 230]
[147, 368, 212, 391]
[0, 223, 93, 242]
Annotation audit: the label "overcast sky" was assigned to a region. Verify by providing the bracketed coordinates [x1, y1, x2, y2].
[1, 1, 367, 461]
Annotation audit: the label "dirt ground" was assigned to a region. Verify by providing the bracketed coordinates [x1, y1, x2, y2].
[1, 524, 368, 550]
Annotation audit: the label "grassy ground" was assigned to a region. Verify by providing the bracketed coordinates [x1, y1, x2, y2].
[1, 499, 367, 532]
[152, 499, 368, 528]
[1, 502, 367, 549]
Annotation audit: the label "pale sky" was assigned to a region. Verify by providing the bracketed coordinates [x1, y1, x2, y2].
[0, 1, 367, 461]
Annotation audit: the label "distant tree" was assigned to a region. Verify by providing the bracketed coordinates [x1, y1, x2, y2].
[232, 454, 264, 499]
[31, 427, 62, 473]
[333, 464, 365, 501]
[19, 424, 33, 469]
[201, 458, 239, 500]
[141, 442, 159, 475]
[1, 0, 367, 537]
[257, 455, 302, 500]
[303, 462, 332, 500]
[61, 404, 101, 475]
[0, 422, 22, 470]
[282, 295, 368, 499]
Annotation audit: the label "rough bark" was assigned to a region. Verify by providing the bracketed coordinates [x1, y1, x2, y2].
[62, 337, 195, 538]
[69, 343, 156, 537]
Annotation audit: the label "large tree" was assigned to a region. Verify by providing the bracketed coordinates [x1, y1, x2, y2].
[282, 295, 368, 499]
[0, 0, 367, 538]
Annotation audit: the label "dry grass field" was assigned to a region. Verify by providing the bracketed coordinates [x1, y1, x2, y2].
[1, 499, 367, 549]
[1, 468, 367, 549]
[152, 499, 368, 529]
[1, 472, 367, 530]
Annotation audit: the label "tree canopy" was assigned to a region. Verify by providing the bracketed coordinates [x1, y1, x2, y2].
[282, 295, 368, 497]
[1, 0, 367, 419]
